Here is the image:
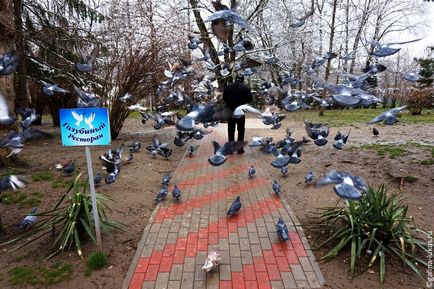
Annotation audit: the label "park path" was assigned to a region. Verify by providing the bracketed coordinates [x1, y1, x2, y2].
[122, 125, 325, 289]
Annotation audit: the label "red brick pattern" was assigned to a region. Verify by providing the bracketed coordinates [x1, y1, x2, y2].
[125, 128, 324, 289]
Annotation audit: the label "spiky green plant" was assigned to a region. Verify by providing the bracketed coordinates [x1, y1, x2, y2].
[318, 185, 428, 284]
[1, 173, 124, 260]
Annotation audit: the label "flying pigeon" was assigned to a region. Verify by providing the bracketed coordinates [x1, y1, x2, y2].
[305, 170, 314, 183]
[368, 106, 407, 125]
[75, 46, 99, 72]
[333, 129, 350, 150]
[3, 134, 24, 158]
[0, 51, 18, 75]
[155, 185, 168, 202]
[304, 121, 329, 146]
[187, 144, 199, 156]
[289, 7, 314, 28]
[188, 35, 202, 50]
[202, 249, 222, 272]
[227, 196, 241, 215]
[370, 38, 421, 58]
[41, 80, 69, 96]
[0, 175, 26, 193]
[17, 208, 37, 229]
[0, 93, 16, 126]
[118, 92, 135, 103]
[275, 217, 289, 241]
[248, 165, 256, 178]
[172, 184, 181, 200]
[403, 72, 423, 82]
[272, 180, 281, 194]
[316, 170, 368, 200]
[372, 127, 379, 137]
[205, 10, 251, 29]
[73, 85, 101, 107]
[208, 141, 246, 166]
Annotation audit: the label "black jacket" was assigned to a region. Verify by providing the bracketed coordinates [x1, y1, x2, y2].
[223, 82, 253, 111]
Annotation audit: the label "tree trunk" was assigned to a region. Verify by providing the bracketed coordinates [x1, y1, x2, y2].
[13, 0, 28, 111]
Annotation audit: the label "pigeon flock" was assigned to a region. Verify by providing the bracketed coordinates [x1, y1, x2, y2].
[0, 1, 429, 265]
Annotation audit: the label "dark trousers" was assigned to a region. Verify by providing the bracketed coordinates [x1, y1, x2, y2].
[228, 116, 245, 142]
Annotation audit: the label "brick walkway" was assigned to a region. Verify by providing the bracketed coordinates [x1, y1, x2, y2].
[122, 126, 325, 289]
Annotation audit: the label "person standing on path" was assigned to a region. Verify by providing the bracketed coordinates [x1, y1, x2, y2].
[223, 75, 253, 154]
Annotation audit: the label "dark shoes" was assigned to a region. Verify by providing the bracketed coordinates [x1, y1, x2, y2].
[237, 148, 245, 154]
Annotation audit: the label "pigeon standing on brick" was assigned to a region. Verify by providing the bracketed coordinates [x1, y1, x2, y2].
[227, 196, 241, 215]
[248, 165, 256, 178]
[17, 208, 37, 229]
[305, 170, 314, 183]
[275, 217, 289, 241]
[272, 180, 281, 194]
[172, 184, 181, 200]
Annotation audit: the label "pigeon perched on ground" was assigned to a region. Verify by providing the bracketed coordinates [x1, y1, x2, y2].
[128, 141, 141, 152]
[146, 135, 172, 158]
[333, 130, 350, 150]
[75, 46, 99, 72]
[248, 165, 256, 178]
[17, 208, 37, 229]
[304, 121, 329, 146]
[272, 180, 281, 194]
[62, 160, 75, 176]
[0, 51, 18, 75]
[40, 80, 69, 96]
[172, 184, 181, 200]
[93, 172, 102, 186]
[275, 217, 289, 241]
[187, 144, 199, 156]
[372, 127, 379, 137]
[280, 166, 288, 176]
[0, 175, 26, 193]
[202, 249, 222, 272]
[368, 106, 406, 125]
[162, 173, 171, 186]
[227, 196, 241, 215]
[305, 170, 314, 183]
[155, 185, 168, 202]
[316, 170, 367, 200]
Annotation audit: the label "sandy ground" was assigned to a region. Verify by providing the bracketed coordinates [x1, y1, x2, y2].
[0, 116, 432, 289]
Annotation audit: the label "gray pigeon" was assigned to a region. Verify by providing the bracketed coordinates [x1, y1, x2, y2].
[118, 92, 135, 103]
[227, 196, 241, 215]
[155, 185, 168, 203]
[187, 144, 199, 156]
[280, 166, 288, 176]
[272, 180, 281, 194]
[0, 51, 18, 75]
[162, 173, 171, 186]
[172, 184, 181, 200]
[370, 38, 421, 57]
[73, 85, 101, 108]
[275, 217, 289, 241]
[17, 208, 37, 229]
[305, 170, 314, 183]
[75, 46, 99, 72]
[316, 170, 367, 200]
[0, 175, 26, 193]
[304, 121, 329, 146]
[208, 141, 246, 166]
[0, 93, 16, 126]
[369, 106, 406, 125]
[248, 165, 256, 178]
[333, 129, 350, 150]
[41, 81, 69, 96]
[205, 10, 251, 29]
[93, 173, 102, 186]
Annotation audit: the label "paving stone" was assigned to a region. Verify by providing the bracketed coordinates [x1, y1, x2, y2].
[168, 280, 181, 289]
[281, 272, 297, 289]
[170, 265, 183, 281]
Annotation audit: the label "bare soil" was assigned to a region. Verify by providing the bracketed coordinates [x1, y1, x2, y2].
[0, 116, 432, 289]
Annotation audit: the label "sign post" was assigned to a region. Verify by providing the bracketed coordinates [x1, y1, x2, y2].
[59, 108, 111, 251]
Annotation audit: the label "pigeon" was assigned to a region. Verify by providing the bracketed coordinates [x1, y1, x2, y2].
[271, 141, 303, 168]
[93, 172, 102, 186]
[275, 217, 289, 241]
[227, 196, 241, 215]
[305, 170, 314, 183]
[202, 249, 222, 272]
[272, 180, 281, 194]
[333, 130, 350, 150]
[248, 165, 256, 178]
[162, 173, 171, 186]
[75, 46, 99, 72]
[0, 93, 16, 126]
[373, 127, 379, 137]
[105, 172, 118, 184]
[125, 152, 133, 162]
[118, 92, 135, 103]
[187, 144, 199, 156]
[41, 80, 69, 96]
[370, 38, 421, 57]
[289, 7, 314, 28]
[205, 10, 251, 29]
[280, 166, 288, 176]
[316, 170, 367, 200]
[73, 85, 101, 107]
[172, 184, 181, 200]
[368, 106, 407, 125]
[304, 121, 329, 146]
[188, 35, 202, 50]
[403, 72, 422, 82]
[155, 185, 168, 202]
[3, 134, 24, 158]
[0, 175, 26, 193]
[17, 208, 37, 229]
[208, 141, 246, 166]
[128, 141, 141, 152]
[62, 160, 75, 176]
[0, 51, 18, 75]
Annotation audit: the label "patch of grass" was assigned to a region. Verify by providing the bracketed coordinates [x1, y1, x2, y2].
[8, 266, 39, 285]
[0, 191, 43, 208]
[0, 168, 25, 177]
[404, 176, 418, 183]
[421, 159, 434, 165]
[358, 144, 408, 158]
[32, 171, 53, 182]
[86, 252, 108, 276]
[8, 263, 72, 286]
[51, 178, 73, 189]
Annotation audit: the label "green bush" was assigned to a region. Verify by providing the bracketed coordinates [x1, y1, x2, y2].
[86, 252, 108, 275]
[318, 185, 428, 284]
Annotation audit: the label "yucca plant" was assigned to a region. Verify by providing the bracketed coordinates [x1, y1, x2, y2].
[1, 173, 124, 260]
[318, 185, 428, 284]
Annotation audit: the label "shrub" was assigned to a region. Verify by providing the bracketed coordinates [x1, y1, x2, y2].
[86, 252, 108, 275]
[318, 185, 428, 284]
